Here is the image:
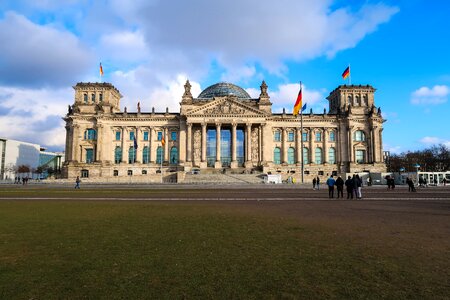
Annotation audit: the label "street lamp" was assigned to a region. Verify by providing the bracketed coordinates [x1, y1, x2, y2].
[414, 164, 420, 186]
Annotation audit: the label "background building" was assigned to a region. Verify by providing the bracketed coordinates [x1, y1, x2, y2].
[63, 81, 386, 182]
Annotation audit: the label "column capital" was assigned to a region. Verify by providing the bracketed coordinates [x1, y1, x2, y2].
[231, 122, 238, 128]
[215, 122, 222, 128]
[201, 122, 207, 128]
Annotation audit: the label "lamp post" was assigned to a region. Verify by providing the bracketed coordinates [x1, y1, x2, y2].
[414, 164, 420, 186]
[399, 167, 405, 184]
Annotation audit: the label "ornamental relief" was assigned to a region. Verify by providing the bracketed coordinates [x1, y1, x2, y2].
[193, 129, 201, 161]
[204, 101, 246, 115]
[251, 128, 259, 161]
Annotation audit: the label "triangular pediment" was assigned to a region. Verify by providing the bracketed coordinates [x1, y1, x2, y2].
[186, 97, 267, 117]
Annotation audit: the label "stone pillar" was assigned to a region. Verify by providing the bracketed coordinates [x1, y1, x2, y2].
[258, 124, 263, 165]
[231, 123, 238, 168]
[296, 128, 301, 164]
[282, 128, 287, 164]
[348, 128, 353, 163]
[186, 123, 192, 162]
[245, 123, 252, 168]
[149, 128, 155, 163]
[378, 128, 384, 163]
[120, 127, 128, 163]
[201, 123, 207, 162]
[65, 125, 72, 162]
[164, 127, 169, 162]
[95, 124, 103, 162]
[323, 129, 328, 164]
[309, 129, 314, 164]
[72, 124, 80, 162]
[215, 123, 222, 168]
[136, 127, 142, 163]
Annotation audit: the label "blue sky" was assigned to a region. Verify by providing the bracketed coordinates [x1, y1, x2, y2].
[0, 0, 449, 153]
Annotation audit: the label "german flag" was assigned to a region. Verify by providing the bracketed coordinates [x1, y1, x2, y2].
[293, 86, 302, 116]
[161, 136, 165, 146]
[342, 66, 350, 80]
[100, 63, 104, 76]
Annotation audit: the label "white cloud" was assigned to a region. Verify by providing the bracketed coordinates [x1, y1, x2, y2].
[0, 12, 94, 87]
[268, 83, 326, 113]
[419, 136, 450, 147]
[98, 30, 150, 63]
[411, 85, 449, 105]
[0, 86, 70, 148]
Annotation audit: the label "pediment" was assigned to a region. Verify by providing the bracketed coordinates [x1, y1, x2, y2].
[186, 97, 267, 117]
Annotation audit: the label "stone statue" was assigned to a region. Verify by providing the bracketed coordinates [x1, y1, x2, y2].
[260, 80, 268, 97]
[68, 105, 73, 115]
[124, 106, 127, 113]
[184, 80, 192, 97]
[377, 107, 382, 116]
[137, 101, 141, 113]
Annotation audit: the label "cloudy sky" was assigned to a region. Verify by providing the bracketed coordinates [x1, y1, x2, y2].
[0, 0, 449, 153]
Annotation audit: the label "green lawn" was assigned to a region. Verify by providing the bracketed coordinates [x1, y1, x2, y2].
[0, 198, 448, 299]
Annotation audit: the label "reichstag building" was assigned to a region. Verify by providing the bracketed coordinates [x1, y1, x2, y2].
[62, 80, 386, 182]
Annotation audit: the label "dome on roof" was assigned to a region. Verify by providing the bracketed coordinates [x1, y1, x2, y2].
[197, 82, 251, 99]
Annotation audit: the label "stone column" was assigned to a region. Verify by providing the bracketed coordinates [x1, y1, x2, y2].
[258, 124, 263, 165]
[296, 128, 301, 164]
[378, 128, 384, 163]
[164, 127, 169, 162]
[348, 127, 353, 163]
[121, 127, 126, 163]
[245, 123, 252, 167]
[186, 123, 192, 162]
[136, 126, 142, 163]
[282, 128, 287, 164]
[323, 129, 328, 164]
[95, 124, 103, 162]
[149, 128, 155, 163]
[231, 123, 238, 168]
[65, 125, 72, 162]
[215, 123, 222, 168]
[309, 129, 314, 164]
[201, 123, 207, 162]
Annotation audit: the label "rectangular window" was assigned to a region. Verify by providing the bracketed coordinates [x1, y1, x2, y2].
[329, 131, 336, 142]
[143, 131, 149, 141]
[171, 131, 177, 141]
[302, 132, 308, 142]
[85, 149, 94, 163]
[157, 131, 163, 141]
[274, 131, 281, 142]
[115, 131, 121, 141]
[288, 132, 295, 142]
[129, 131, 135, 140]
[356, 150, 365, 163]
[113, 170, 119, 176]
[81, 170, 89, 178]
[315, 132, 322, 142]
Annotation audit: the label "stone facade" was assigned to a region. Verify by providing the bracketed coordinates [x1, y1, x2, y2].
[62, 81, 386, 182]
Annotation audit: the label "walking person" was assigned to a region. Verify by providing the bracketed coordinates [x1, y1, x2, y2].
[386, 175, 391, 190]
[312, 177, 317, 190]
[75, 176, 81, 189]
[316, 176, 320, 190]
[443, 178, 447, 186]
[335, 176, 344, 199]
[326, 175, 336, 198]
[345, 176, 354, 199]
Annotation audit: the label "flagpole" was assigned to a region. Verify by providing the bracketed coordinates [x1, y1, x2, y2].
[348, 64, 351, 85]
[300, 81, 304, 184]
[160, 146, 163, 184]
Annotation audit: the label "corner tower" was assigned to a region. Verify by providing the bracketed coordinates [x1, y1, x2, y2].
[327, 85, 376, 115]
[72, 82, 122, 114]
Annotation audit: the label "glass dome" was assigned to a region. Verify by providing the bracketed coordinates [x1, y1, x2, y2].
[197, 82, 251, 99]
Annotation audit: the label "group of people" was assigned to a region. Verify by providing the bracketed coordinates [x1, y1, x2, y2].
[324, 174, 363, 199]
[406, 177, 416, 192]
[14, 176, 29, 185]
[385, 175, 396, 189]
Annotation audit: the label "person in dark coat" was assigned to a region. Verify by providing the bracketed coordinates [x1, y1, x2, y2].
[335, 176, 344, 199]
[345, 176, 353, 199]
[312, 177, 317, 190]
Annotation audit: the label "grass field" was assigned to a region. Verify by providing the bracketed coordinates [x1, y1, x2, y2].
[0, 187, 449, 299]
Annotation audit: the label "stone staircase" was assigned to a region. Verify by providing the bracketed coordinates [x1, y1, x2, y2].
[183, 173, 265, 184]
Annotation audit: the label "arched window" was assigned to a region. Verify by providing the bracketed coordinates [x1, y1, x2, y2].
[303, 147, 309, 164]
[329, 131, 335, 142]
[142, 146, 149, 164]
[114, 147, 122, 164]
[356, 95, 361, 106]
[84, 129, 96, 140]
[363, 95, 368, 106]
[99, 93, 103, 102]
[287, 147, 295, 164]
[273, 147, 281, 164]
[128, 146, 136, 164]
[329, 147, 336, 164]
[83, 94, 88, 104]
[348, 95, 352, 105]
[170, 147, 178, 164]
[354, 130, 366, 142]
[315, 148, 322, 164]
[91, 93, 96, 103]
[156, 146, 163, 164]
